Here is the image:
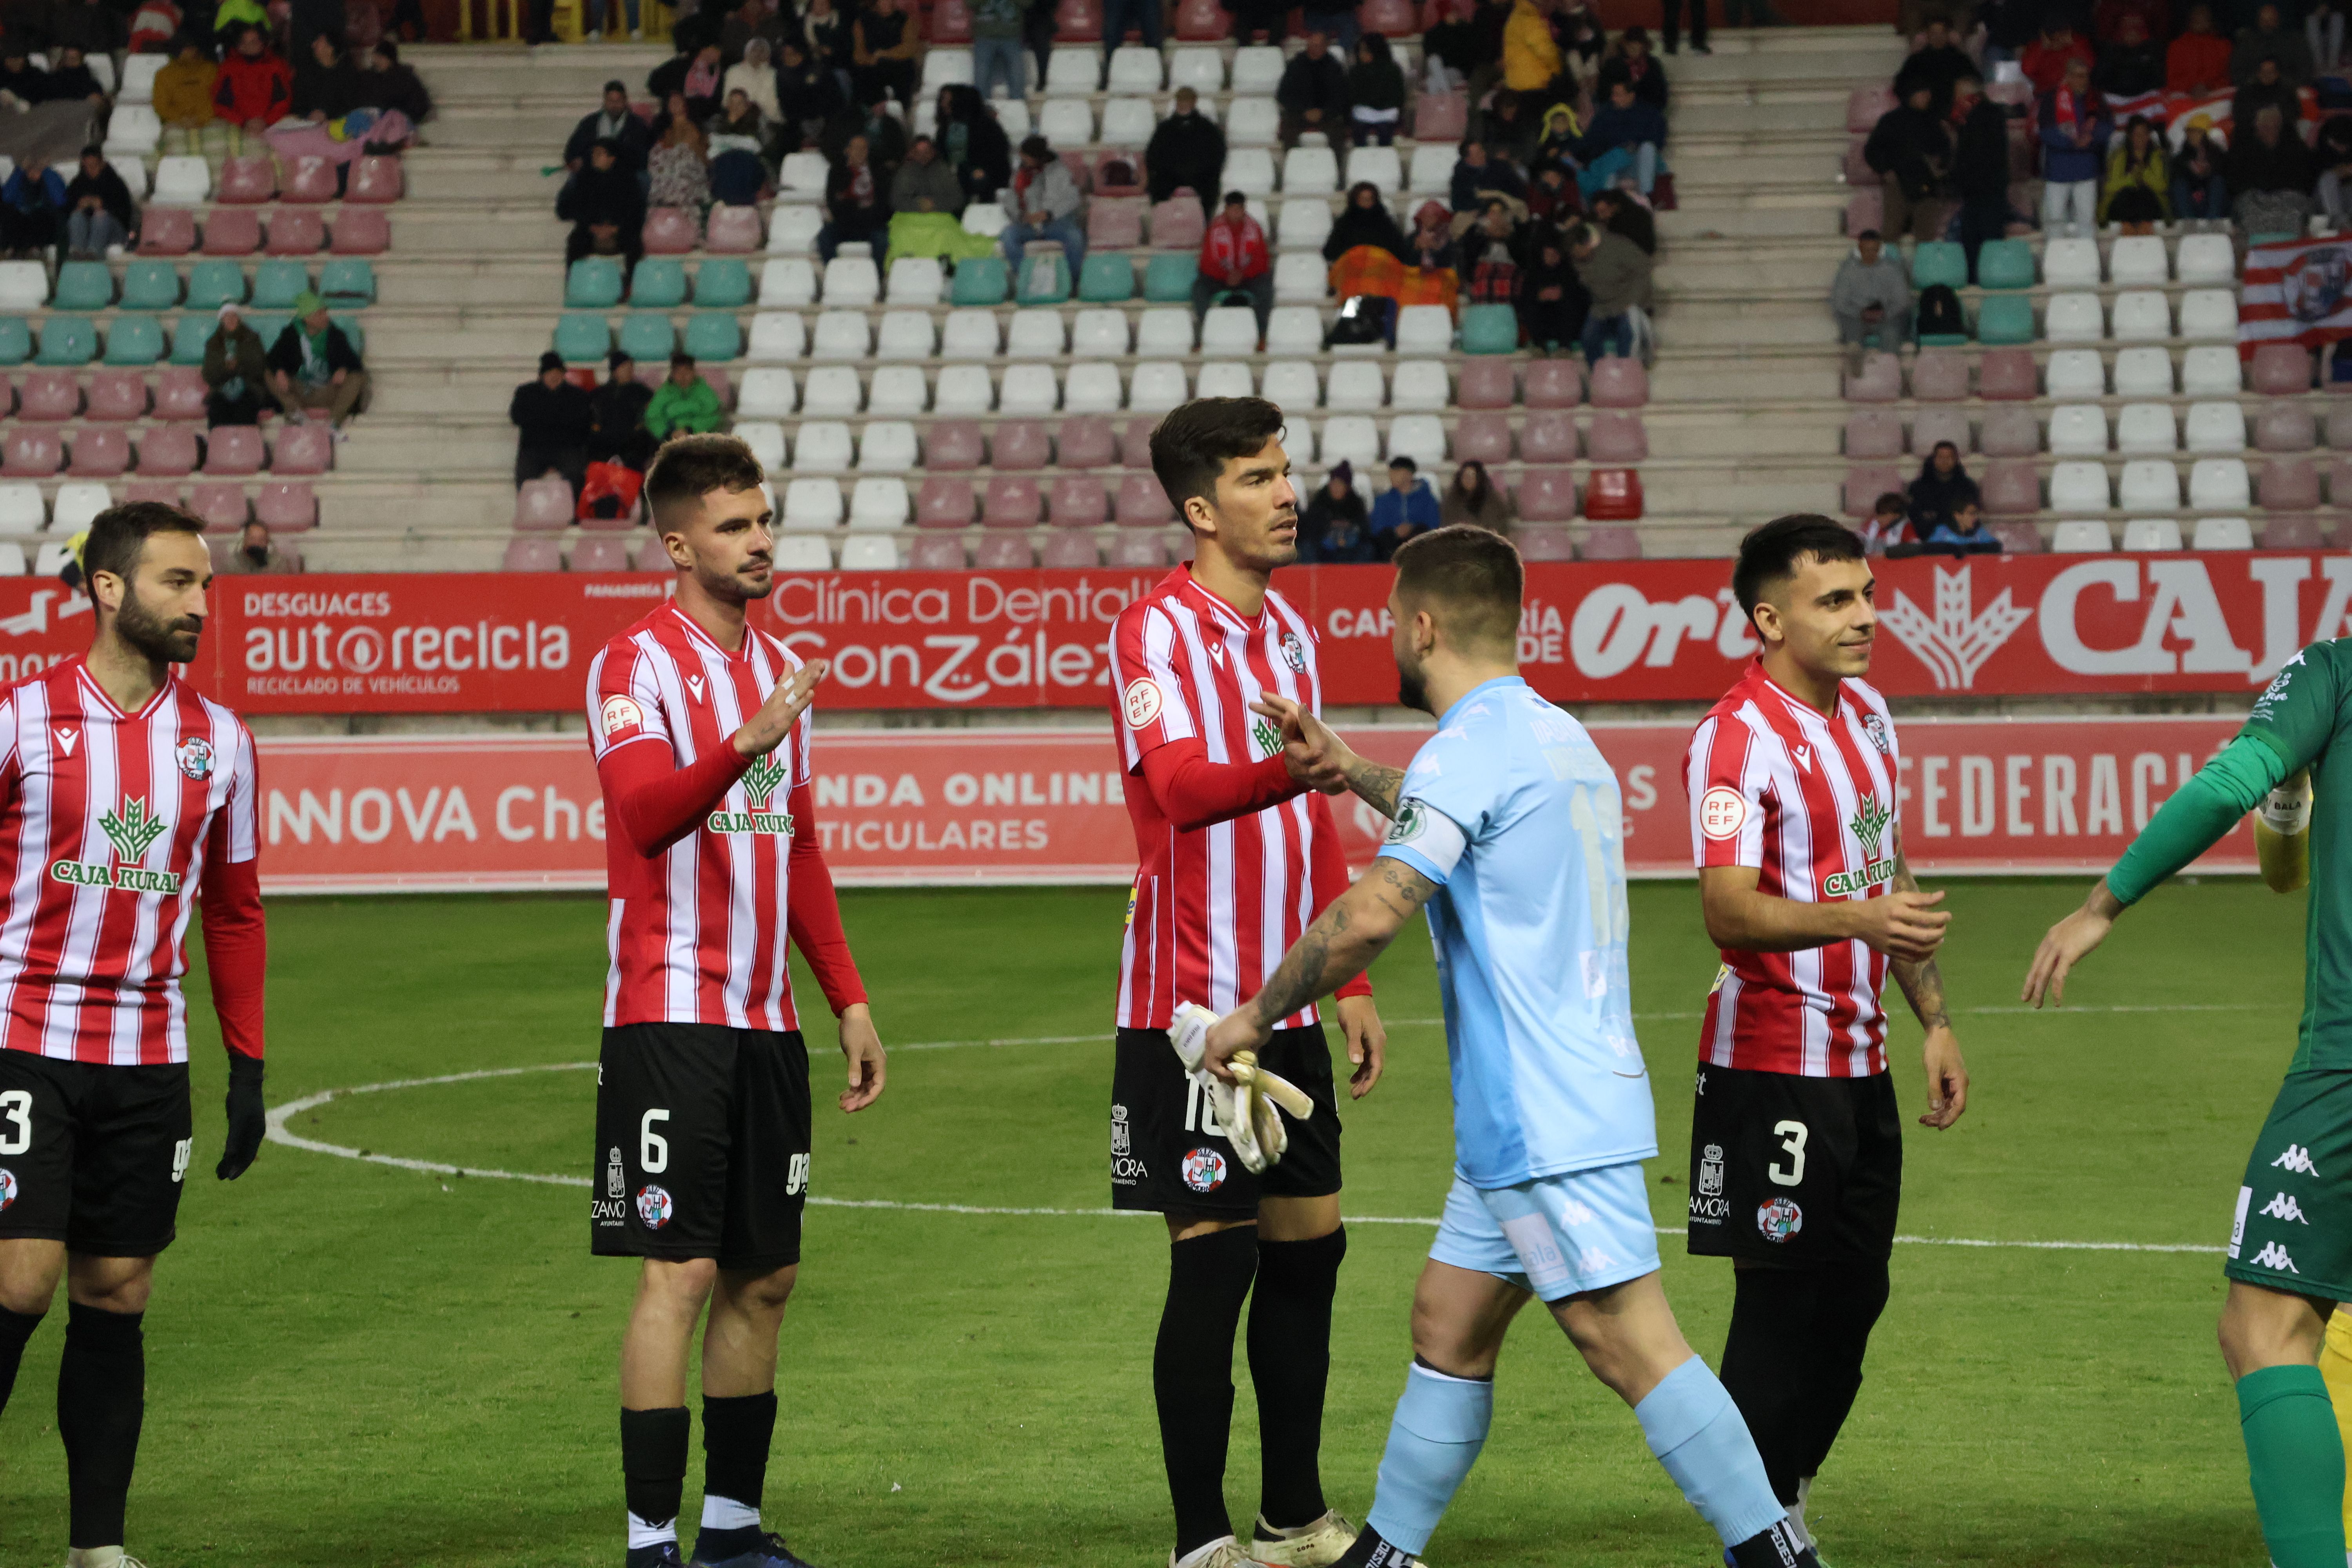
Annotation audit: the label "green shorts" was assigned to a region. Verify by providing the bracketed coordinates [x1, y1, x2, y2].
[2227, 1067, 2352, 1303]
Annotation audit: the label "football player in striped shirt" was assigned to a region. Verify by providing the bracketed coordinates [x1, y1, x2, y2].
[0, 501, 269, 1568]
[1682, 516, 1969, 1558]
[588, 436, 886, 1568]
[1106, 397, 1388, 1568]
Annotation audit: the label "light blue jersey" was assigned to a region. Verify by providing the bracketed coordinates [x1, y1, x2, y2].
[1377, 676, 1655, 1189]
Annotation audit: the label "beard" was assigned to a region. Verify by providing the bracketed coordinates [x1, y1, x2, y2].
[1397, 657, 1430, 715]
[116, 586, 200, 665]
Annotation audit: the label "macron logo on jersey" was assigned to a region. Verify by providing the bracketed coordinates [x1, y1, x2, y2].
[52, 726, 76, 756]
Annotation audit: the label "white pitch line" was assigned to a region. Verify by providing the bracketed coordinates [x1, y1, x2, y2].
[261, 1066, 2227, 1257]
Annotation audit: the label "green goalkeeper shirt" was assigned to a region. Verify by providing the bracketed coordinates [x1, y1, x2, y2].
[2106, 638, 2352, 1074]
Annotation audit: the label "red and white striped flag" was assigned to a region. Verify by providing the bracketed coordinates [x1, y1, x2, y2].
[2240, 235, 2352, 358]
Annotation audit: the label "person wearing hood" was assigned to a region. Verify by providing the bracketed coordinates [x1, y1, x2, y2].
[1324, 180, 1410, 263]
[1146, 85, 1225, 217]
[724, 37, 782, 124]
[61, 145, 134, 258]
[1347, 32, 1405, 145]
[566, 79, 653, 178]
[590, 350, 656, 470]
[1831, 229, 1911, 375]
[1907, 442, 1981, 534]
[1192, 190, 1273, 336]
[267, 291, 367, 430]
[558, 138, 647, 268]
[1299, 462, 1374, 563]
[289, 30, 360, 123]
[202, 301, 270, 426]
[936, 83, 1013, 204]
[2173, 111, 2231, 223]
[2038, 57, 2111, 238]
[1449, 139, 1527, 212]
[1370, 455, 1442, 557]
[2234, 0, 2314, 86]
[1579, 74, 1669, 197]
[999, 132, 1087, 271]
[512, 350, 595, 493]
[0, 154, 65, 258]
[1865, 77, 1953, 242]
[1518, 223, 1588, 352]
[1441, 459, 1516, 536]
[1408, 198, 1459, 275]
[353, 41, 432, 132]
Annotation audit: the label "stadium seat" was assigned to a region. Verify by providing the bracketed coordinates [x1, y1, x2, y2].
[1101, 96, 1157, 146]
[2180, 290, 2239, 340]
[616, 314, 675, 363]
[1388, 415, 1447, 469]
[1911, 241, 1967, 291]
[204, 425, 264, 476]
[794, 422, 854, 474]
[52, 262, 111, 312]
[348, 155, 403, 204]
[1169, 44, 1225, 89]
[1413, 91, 1468, 143]
[1054, 416, 1115, 468]
[1975, 238, 2037, 289]
[2113, 346, 2176, 396]
[136, 208, 195, 255]
[2118, 458, 2181, 511]
[328, 209, 388, 255]
[2109, 236, 2168, 285]
[1583, 469, 1643, 521]
[767, 205, 823, 256]
[315, 259, 374, 306]
[971, 534, 1032, 570]
[1266, 252, 1323, 307]
[0, 261, 44, 310]
[272, 423, 331, 476]
[2185, 401, 2248, 454]
[1283, 143, 1340, 194]
[825, 256, 882, 307]
[875, 310, 938, 361]
[514, 476, 573, 530]
[1015, 251, 1073, 305]
[1225, 147, 1277, 197]
[1318, 414, 1380, 471]
[1408, 144, 1459, 196]
[1977, 350, 2038, 400]
[2263, 515, 2328, 548]
[283, 154, 337, 203]
[1261, 360, 1319, 410]
[1060, 361, 1120, 413]
[2122, 518, 2184, 552]
[1114, 473, 1172, 525]
[568, 258, 626, 308]
[2252, 343, 2314, 396]
[1843, 351, 1903, 403]
[759, 259, 818, 309]
[1105, 534, 1164, 568]
[2052, 464, 2118, 515]
[1519, 411, 1578, 463]
[1843, 411, 1901, 458]
[0, 482, 40, 534]
[86, 369, 145, 422]
[503, 536, 564, 572]
[1347, 146, 1403, 196]
[35, 318, 97, 367]
[2044, 349, 2106, 399]
[1107, 44, 1163, 89]
[641, 209, 697, 255]
[67, 427, 128, 478]
[1389, 359, 1448, 412]
[137, 427, 199, 476]
[982, 476, 1042, 527]
[1843, 464, 1902, 518]
[1909, 408, 1970, 456]
[152, 367, 205, 421]
[860, 422, 920, 473]
[1324, 360, 1387, 412]
[2116, 403, 2179, 454]
[2193, 516, 2254, 550]
[847, 477, 911, 530]
[2181, 345, 2243, 396]
[1123, 362, 1183, 413]
[572, 536, 636, 572]
[1232, 45, 1286, 92]
[264, 210, 325, 256]
[811, 311, 872, 360]
[798, 367, 859, 417]
[736, 368, 797, 419]
[1509, 468, 1573, 523]
[950, 256, 1011, 307]
[187, 482, 249, 532]
[691, 259, 752, 310]
[2109, 291, 2171, 341]
[1009, 309, 1071, 359]
[1979, 405, 2040, 456]
[1588, 358, 1648, 408]
[1456, 359, 1515, 410]
[50, 480, 108, 532]
[681, 313, 742, 363]
[1980, 459, 2045, 514]
[2176, 233, 2237, 284]
[1039, 101, 1093, 149]
[1276, 200, 1332, 252]
[1390, 304, 1452, 355]
[2259, 458, 2322, 511]
[1582, 411, 1644, 463]
[782, 478, 844, 529]
[1072, 308, 1132, 359]
[18, 370, 76, 421]
[2040, 237, 2102, 288]
[121, 260, 181, 312]
[996, 364, 1058, 415]
[2047, 405, 2109, 456]
[1042, 532, 1100, 568]
[628, 258, 688, 309]
[2051, 520, 2113, 552]
[1453, 412, 1512, 465]
[2258, 403, 2318, 453]
[933, 367, 995, 416]
[2042, 292, 2103, 342]
[119, 53, 163, 103]
[1149, 197, 1207, 252]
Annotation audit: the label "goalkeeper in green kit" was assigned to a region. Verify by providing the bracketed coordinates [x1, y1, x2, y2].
[2025, 644, 2348, 1568]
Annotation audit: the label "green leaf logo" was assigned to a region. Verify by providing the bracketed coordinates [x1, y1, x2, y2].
[1848, 793, 1891, 859]
[742, 751, 788, 809]
[1251, 717, 1280, 760]
[100, 797, 168, 864]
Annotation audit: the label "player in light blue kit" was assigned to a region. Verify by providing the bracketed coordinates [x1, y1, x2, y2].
[1199, 527, 1815, 1568]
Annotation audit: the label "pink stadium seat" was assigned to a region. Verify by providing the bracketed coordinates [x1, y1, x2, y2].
[272, 423, 332, 475]
[1582, 468, 1643, 521]
[975, 534, 1034, 570]
[1050, 475, 1109, 525]
[918, 476, 976, 527]
[1579, 526, 1642, 560]
[701, 366, 730, 408]
[1, 429, 60, 477]
[1978, 459, 2042, 514]
[643, 208, 698, 254]
[187, 481, 249, 532]
[137, 208, 195, 255]
[1587, 358, 1648, 408]
[2328, 406, 2352, 449]
[330, 208, 390, 254]
[265, 209, 325, 255]
[2256, 403, 2318, 452]
[1042, 531, 1101, 567]
[1514, 525, 1575, 562]
[1908, 350, 1969, 402]
[203, 425, 265, 475]
[1056, 415, 1117, 468]
[1452, 412, 1512, 464]
[1120, 418, 1160, 468]
[514, 475, 575, 530]
[0, 378, 14, 417]
[1175, 0, 1229, 37]
[86, 370, 147, 421]
[1978, 405, 2040, 457]
[1843, 410, 1903, 458]
[1843, 464, 1903, 518]
[1106, 533, 1166, 568]
[1842, 136, 1872, 185]
[1413, 91, 1467, 142]
[1522, 359, 1581, 409]
[1977, 349, 2039, 400]
[1847, 85, 1896, 132]
[1093, 154, 1142, 198]
[1517, 468, 1577, 521]
[1360, 0, 1416, 33]
[1909, 408, 1971, 456]
[2263, 515, 2328, 548]
[1060, 151, 1096, 194]
[707, 205, 761, 252]
[2260, 457, 2322, 511]
[347, 155, 404, 204]
[1088, 198, 1145, 250]
[153, 368, 207, 421]
[1991, 521, 2044, 553]
[632, 534, 670, 572]
[504, 535, 564, 572]
[2252, 343, 2314, 396]
[984, 476, 1042, 526]
[1455, 359, 1515, 409]
[1116, 474, 1173, 525]
[1055, 0, 1103, 39]
[1843, 186, 1883, 238]
[1586, 411, 1648, 462]
[931, 0, 974, 39]
[1843, 351, 1902, 403]
[18, 370, 78, 421]
[67, 427, 129, 477]
[203, 209, 262, 254]
[1149, 196, 1205, 251]
[926, 421, 985, 470]
[1519, 411, 1579, 463]
[217, 156, 275, 203]
[900, 535, 956, 570]
[137, 426, 199, 475]
[993, 421, 1053, 471]
[283, 154, 338, 203]
[572, 536, 634, 572]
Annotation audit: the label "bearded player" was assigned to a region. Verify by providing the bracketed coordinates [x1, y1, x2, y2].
[588, 435, 886, 1568]
[1683, 516, 1969, 1559]
[1107, 397, 1388, 1568]
[0, 502, 268, 1568]
[2026, 636, 2352, 1568]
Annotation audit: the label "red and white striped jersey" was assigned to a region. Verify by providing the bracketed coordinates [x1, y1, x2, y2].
[1108, 568, 1328, 1031]
[1684, 660, 1903, 1078]
[0, 658, 258, 1066]
[589, 602, 814, 1032]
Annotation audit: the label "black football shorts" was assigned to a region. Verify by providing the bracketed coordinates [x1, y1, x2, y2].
[592, 1022, 811, 1272]
[0, 1050, 193, 1258]
[1685, 1064, 1903, 1265]
[1111, 1022, 1342, 1216]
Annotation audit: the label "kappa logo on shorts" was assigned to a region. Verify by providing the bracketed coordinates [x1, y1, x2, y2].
[2249, 1240, 2300, 1273]
[635, 1184, 675, 1230]
[1757, 1196, 1804, 1243]
[0, 1167, 15, 1212]
[1181, 1146, 1228, 1194]
[2261, 1192, 2310, 1225]
[2271, 1143, 2321, 1176]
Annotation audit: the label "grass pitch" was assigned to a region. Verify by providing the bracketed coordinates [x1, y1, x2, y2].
[0, 876, 2313, 1567]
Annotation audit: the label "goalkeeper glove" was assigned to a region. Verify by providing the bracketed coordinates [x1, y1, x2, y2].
[1169, 1003, 1314, 1175]
[217, 1054, 265, 1181]
[2257, 769, 2313, 895]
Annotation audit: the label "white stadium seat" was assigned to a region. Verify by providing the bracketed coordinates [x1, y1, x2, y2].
[1169, 48, 1225, 94]
[2043, 292, 2104, 342]
[2046, 405, 2109, 456]
[875, 310, 938, 360]
[783, 477, 844, 528]
[858, 421, 919, 472]
[1071, 308, 1132, 358]
[118, 53, 164, 103]
[810, 310, 871, 359]
[0, 262, 44, 311]
[735, 422, 786, 470]
[1261, 360, 1320, 410]
[1107, 45, 1164, 91]
[2051, 520, 2114, 551]
[962, 204, 1009, 240]
[793, 421, 854, 473]
[1040, 98, 1095, 144]
[1387, 414, 1446, 468]
[2112, 346, 2176, 396]
[1225, 96, 1279, 146]
[766, 205, 823, 255]
[1225, 147, 1277, 195]
[2183, 401, 2248, 454]
[2118, 458, 2181, 511]
[51, 482, 109, 532]
[839, 535, 900, 570]
[999, 363, 1061, 414]
[799, 365, 862, 416]
[886, 257, 945, 304]
[1282, 144, 1340, 193]
[1230, 45, 1286, 92]
[1045, 47, 1098, 95]
[2043, 349, 2107, 398]
[779, 152, 828, 195]
[1319, 414, 1382, 471]
[2181, 345, 2244, 395]
[942, 308, 1003, 358]
[101, 105, 160, 157]
[1388, 359, 1449, 410]
[1064, 361, 1125, 412]
[1128, 362, 1190, 412]
[1006, 309, 1068, 358]
[735, 367, 797, 417]
[1324, 361, 1387, 411]
[1101, 97, 1156, 144]
[2107, 235, 2169, 284]
[935, 364, 996, 413]
[2115, 403, 2178, 453]
[1395, 305, 1453, 354]
[1195, 361, 1254, 399]
[1265, 306, 1324, 354]
[150, 154, 209, 205]
[1347, 146, 1403, 194]
[746, 312, 808, 362]
[1136, 307, 1197, 354]
[2192, 516, 2254, 550]
[2109, 290, 2172, 341]
[0, 483, 44, 534]
[2048, 461, 2109, 512]
[1277, 199, 1333, 251]
[759, 258, 817, 307]
[2180, 289, 2239, 339]
[772, 536, 835, 571]
[2040, 238, 2102, 287]
[868, 365, 929, 415]
[1273, 251, 1327, 304]
[2176, 233, 2237, 284]
[2122, 518, 2184, 551]
[1408, 144, 1458, 194]
[1200, 306, 1259, 353]
[851, 478, 911, 529]
[921, 48, 975, 92]
[2189, 457, 2250, 509]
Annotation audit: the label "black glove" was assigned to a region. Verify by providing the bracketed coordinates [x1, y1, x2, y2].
[217, 1054, 265, 1181]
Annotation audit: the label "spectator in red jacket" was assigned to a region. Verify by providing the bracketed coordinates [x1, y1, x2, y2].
[2021, 17, 2097, 94]
[213, 25, 292, 147]
[2169, 3, 2234, 94]
[1191, 189, 1273, 339]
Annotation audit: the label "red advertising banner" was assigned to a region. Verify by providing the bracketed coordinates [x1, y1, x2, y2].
[250, 716, 2253, 894]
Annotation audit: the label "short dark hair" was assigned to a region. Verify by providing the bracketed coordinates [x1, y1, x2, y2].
[1150, 397, 1287, 522]
[83, 501, 204, 592]
[1393, 524, 1523, 653]
[1855, 227, 1882, 242]
[603, 78, 627, 94]
[1388, 454, 1417, 472]
[1020, 133, 1051, 161]
[670, 351, 695, 368]
[645, 434, 765, 531]
[1873, 491, 1907, 516]
[1731, 515, 1868, 628]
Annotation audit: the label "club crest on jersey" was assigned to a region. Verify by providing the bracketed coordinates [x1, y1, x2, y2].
[175, 736, 215, 781]
[1181, 1146, 1228, 1193]
[1757, 1196, 1803, 1243]
[708, 752, 795, 835]
[52, 797, 181, 894]
[636, 1185, 675, 1230]
[1280, 631, 1307, 671]
[1862, 713, 1891, 755]
[0, 1168, 15, 1212]
[1821, 794, 1895, 898]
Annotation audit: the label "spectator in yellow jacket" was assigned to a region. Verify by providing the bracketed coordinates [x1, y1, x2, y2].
[1503, 0, 1562, 94]
[2099, 114, 2171, 225]
[153, 38, 219, 156]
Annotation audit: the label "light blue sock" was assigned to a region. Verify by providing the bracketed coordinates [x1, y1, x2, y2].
[1632, 1356, 1789, 1548]
[1363, 1362, 1494, 1555]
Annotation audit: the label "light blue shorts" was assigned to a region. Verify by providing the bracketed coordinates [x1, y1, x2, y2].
[1428, 1163, 1663, 1302]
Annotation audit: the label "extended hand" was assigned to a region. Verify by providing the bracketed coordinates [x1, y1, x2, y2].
[838, 1002, 886, 1111]
[1919, 1024, 1967, 1129]
[1250, 693, 1350, 794]
[1852, 889, 1949, 962]
[2021, 885, 2120, 1009]
[734, 659, 828, 759]
[1333, 993, 1385, 1099]
[217, 1054, 265, 1180]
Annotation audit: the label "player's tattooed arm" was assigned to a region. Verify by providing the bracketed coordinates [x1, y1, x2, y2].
[1207, 858, 1437, 1067]
[1249, 693, 1404, 813]
[1887, 857, 1952, 1031]
[1893, 851, 1969, 1129]
[1339, 755, 1407, 818]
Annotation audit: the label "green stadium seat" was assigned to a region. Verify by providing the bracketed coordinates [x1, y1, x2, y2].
[1975, 294, 2034, 345]
[246, 313, 290, 350]
[0, 318, 29, 365]
[51, 262, 113, 312]
[36, 316, 98, 365]
[1143, 252, 1198, 303]
[566, 257, 626, 308]
[1077, 253, 1134, 303]
[251, 260, 309, 309]
[103, 314, 167, 365]
[120, 260, 181, 311]
[1458, 303, 1516, 355]
[1014, 253, 1071, 306]
[1911, 241, 1968, 292]
[682, 312, 741, 361]
[319, 259, 376, 304]
[630, 259, 688, 309]
[951, 256, 1009, 305]
[554, 312, 613, 363]
[616, 313, 675, 362]
[185, 260, 248, 310]
[1975, 239, 2036, 291]
[169, 313, 211, 365]
[693, 259, 751, 309]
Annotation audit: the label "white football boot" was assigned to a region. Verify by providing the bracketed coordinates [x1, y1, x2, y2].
[1249, 1511, 1367, 1568]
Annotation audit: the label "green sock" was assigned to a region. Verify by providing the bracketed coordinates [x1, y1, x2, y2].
[2238, 1364, 2347, 1568]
